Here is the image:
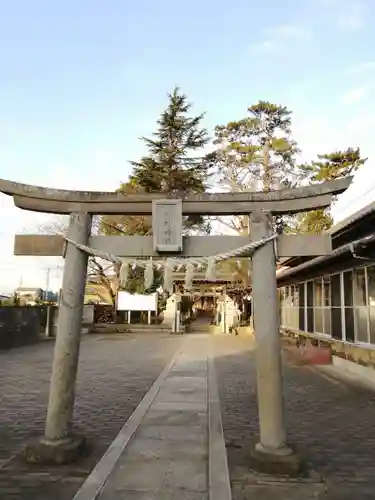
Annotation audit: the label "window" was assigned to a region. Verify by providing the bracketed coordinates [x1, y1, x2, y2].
[306, 281, 314, 332]
[280, 288, 286, 326]
[299, 283, 305, 331]
[343, 271, 355, 342]
[353, 268, 369, 343]
[330, 274, 342, 339]
[323, 276, 330, 307]
[367, 266, 375, 344]
[323, 276, 331, 336]
[280, 286, 299, 330]
[279, 265, 375, 346]
[290, 286, 299, 329]
[314, 279, 324, 334]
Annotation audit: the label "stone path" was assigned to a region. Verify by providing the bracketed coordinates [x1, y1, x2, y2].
[73, 334, 231, 500]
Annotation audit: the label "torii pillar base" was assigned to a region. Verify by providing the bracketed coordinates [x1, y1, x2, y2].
[249, 443, 302, 477]
[24, 435, 85, 465]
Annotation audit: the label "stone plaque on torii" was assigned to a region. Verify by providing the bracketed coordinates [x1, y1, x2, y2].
[0, 176, 351, 471]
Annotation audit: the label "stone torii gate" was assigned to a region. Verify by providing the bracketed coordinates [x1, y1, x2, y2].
[0, 177, 351, 470]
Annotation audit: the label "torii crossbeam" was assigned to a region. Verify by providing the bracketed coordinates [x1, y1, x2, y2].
[0, 176, 350, 214]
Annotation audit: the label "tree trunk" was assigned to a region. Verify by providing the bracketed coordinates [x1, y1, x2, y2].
[263, 141, 271, 191]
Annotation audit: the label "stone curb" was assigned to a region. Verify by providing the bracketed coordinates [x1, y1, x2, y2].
[208, 340, 232, 500]
[72, 344, 183, 500]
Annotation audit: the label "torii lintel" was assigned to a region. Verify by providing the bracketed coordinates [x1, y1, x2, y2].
[0, 177, 352, 215]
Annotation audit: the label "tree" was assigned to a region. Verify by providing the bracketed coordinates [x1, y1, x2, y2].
[100, 179, 151, 237]
[295, 147, 367, 233]
[129, 86, 212, 232]
[213, 101, 300, 192]
[210, 100, 301, 239]
[40, 216, 123, 307]
[96, 87, 212, 294]
[101, 182, 164, 296]
[300, 147, 366, 182]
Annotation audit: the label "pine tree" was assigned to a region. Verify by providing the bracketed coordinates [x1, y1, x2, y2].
[295, 147, 367, 233]
[211, 100, 301, 236]
[300, 147, 366, 182]
[213, 100, 301, 195]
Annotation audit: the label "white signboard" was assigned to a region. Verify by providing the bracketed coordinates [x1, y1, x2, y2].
[117, 291, 157, 312]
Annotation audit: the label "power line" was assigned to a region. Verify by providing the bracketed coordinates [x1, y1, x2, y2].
[334, 180, 375, 213]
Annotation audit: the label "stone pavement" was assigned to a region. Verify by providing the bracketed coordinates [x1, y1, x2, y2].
[73, 334, 231, 500]
[214, 336, 375, 500]
[2, 333, 375, 499]
[0, 333, 182, 499]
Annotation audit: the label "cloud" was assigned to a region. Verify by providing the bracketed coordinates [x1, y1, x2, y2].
[337, 4, 365, 32]
[266, 24, 311, 40]
[251, 23, 311, 55]
[342, 84, 372, 104]
[313, 0, 366, 33]
[346, 107, 375, 134]
[345, 61, 375, 76]
[251, 39, 282, 54]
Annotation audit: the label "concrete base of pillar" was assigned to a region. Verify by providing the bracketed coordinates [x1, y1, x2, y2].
[249, 443, 302, 476]
[24, 435, 85, 464]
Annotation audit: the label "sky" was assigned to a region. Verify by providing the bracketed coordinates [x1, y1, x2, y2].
[1, 0, 375, 293]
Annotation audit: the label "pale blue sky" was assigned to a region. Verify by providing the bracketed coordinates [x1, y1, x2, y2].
[1, 0, 375, 292]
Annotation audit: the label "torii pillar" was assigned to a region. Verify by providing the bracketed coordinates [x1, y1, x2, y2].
[250, 211, 300, 475]
[26, 212, 92, 463]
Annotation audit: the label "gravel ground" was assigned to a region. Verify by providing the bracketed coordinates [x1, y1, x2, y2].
[213, 336, 375, 500]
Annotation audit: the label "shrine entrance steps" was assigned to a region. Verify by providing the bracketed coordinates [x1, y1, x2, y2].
[91, 323, 172, 335]
[73, 335, 231, 500]
[190, 322, 212, 334]
[189, 314, 213, 334]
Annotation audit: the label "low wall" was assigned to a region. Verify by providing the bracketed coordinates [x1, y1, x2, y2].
[0, 306, 43, 349]
[93, 304, 160, 325]
[50, 304, 94, 336]
[0, 304, 95, 349]
[91, 323, 171, 334]
[332, 356, 375, 388]
[281, 327, 375, 369]
[331, 340, 375, 369]
[208, 324, 254, 336]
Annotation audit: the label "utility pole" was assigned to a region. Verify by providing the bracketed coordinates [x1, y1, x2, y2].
[45, 268, 51, 301]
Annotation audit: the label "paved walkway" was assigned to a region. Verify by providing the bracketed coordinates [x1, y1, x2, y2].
[0, 333, 182, 500]
[2, 333, 375, 499]
[73, 334, 231, 500]
[214, 336, 375, 500]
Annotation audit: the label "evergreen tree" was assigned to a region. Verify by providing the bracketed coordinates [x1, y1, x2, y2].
[99, 180, 160, 296]
[129, 86, 210, 201]
[300, 147, 366, 182]
[101, 179, 151, 237]
[211, 100, 301, 236]
[295, 147, 367, 233]
[213, 100, 301, 195]
[97, 87, 211, 295]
